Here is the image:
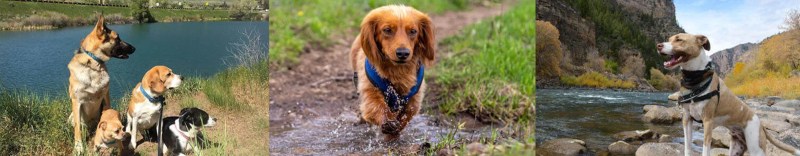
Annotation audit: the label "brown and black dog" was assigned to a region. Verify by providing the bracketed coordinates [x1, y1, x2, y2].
[350, 5, 435, 141]
[68, 16, 135, 152]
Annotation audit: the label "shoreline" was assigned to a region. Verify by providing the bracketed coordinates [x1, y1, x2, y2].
[0, 19, 264, 31]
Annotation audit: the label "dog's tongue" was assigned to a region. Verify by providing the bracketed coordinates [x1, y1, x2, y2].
[664, 55, 682, 67]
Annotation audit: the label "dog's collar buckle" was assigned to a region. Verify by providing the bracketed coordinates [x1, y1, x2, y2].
[364, 59, 424, 112]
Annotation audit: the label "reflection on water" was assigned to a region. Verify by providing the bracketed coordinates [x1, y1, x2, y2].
[536, 89, 683, 152]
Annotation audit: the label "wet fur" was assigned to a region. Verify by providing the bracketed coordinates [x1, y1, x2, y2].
[349, 5, 435, 141]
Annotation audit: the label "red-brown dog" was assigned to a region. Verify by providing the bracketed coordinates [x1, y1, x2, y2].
[350, 5, 435, 141]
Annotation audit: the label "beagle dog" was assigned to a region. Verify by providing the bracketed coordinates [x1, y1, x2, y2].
[658, 33, 800, 156]
[126, 66, 182, 149]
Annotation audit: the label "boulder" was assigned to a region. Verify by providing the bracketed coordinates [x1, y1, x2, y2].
[537, 138, 588, 156]
[762, 119, 791, 132]
[608, 141, 638, 155]
[635, 142, 691, 156]
[710, 148, 729, 156]
[613, 129, 657, 142]
[712, 127, 732, 148]
[642, 105, 682, 124]
[658, 134, 673, 143]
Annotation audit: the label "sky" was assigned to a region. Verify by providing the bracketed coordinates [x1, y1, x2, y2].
[674, 0, 800, 55]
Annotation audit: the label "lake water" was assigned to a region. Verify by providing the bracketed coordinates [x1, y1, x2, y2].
[0, 21, 268, 99]
[535, 89, 684, 153]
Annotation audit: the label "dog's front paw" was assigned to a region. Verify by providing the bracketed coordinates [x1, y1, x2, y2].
[381, 120, 401, 135]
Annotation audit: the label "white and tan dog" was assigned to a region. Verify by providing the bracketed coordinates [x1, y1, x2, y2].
[68, 16, 135, 152]
[658, 33, 800, 156]
[126, 66, 182, 149]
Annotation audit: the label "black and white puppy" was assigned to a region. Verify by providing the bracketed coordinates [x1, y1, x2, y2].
[154, 107, 217, 155]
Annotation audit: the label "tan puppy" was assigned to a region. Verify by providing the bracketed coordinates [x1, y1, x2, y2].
[350, 5, 435, 141]
[68, 16, 135, 152]
[92, 109, 126, 154]
[658, 33, 800, 156]
[126, 66, 182, 149]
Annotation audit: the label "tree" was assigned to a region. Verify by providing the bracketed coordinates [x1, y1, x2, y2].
[129, 0, 155, 23]
[536, 20, 563, 77]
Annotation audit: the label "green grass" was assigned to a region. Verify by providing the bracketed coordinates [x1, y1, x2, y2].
[560, 71, 636, 89]
[0, 89, 72, 155]
[268, 0, 474, 65]
[434, 0, 534, 125]
[0, 1, 240, 30]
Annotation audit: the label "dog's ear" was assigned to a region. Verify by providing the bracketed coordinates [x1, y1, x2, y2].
[93, 16, 106, 38]
[98, 121, 107, 131]
[360, 17, 381, 66]
[416, 15, 435, 66]
[696, 35, 710, 51]
[147, 69, 166, 94]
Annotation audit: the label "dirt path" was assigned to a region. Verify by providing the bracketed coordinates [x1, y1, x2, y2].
[269, 2, 512, 155]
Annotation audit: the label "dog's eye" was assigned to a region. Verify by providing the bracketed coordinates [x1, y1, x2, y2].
[675, 38, 683, 42]
[383, 28, 392, 34]
[167, 73, 172, 76]
[409, 29, 417, 35]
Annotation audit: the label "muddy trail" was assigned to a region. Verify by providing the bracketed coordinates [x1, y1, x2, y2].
[269, 2, 513, 155]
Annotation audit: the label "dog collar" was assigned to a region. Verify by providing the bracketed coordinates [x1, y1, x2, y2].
[170, 122, 192, 140]
[139, 85, 165, 103]
[104, 139, 116, 145]
[365, 59, 424, 112]
[81, 48, 105, 64]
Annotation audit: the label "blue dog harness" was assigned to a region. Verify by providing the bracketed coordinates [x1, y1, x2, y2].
[139, 85, 166, 103]
[365, 59, 424, 112]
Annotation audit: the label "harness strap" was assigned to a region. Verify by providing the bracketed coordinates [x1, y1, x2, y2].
[365, 59, 424, 112]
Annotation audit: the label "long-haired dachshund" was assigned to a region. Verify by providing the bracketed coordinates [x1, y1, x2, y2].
[350, 5, 435, 141]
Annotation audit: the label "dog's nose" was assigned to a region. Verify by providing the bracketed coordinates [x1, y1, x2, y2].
[396, 48, 410, 60]
[656, 43, 663, 51]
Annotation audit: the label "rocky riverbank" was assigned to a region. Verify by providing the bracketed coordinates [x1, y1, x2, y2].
[537, 97, 800, 156]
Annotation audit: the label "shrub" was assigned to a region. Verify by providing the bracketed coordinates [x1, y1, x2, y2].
[620, 55, 645, 78]
[648, 68, 678, 90]
[561, 71, 636, 89]
[536, 20, 562, 77]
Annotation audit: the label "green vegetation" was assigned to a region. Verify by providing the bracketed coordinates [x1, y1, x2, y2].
[565, 0, 661, 76]
[129, 0, 155, 23]
[0, 90, 71, 155]
[560, 71, 636, 89]
[268, 0, 473, 65]
[0, 1, 250, 30]
[648, 68, 679, 91]
[431, 0, 534, 154]
[435, 0, 534, 125]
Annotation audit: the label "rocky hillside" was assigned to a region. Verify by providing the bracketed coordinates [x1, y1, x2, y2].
[710, 43, 759, 76]
[536, 0, 684, 89]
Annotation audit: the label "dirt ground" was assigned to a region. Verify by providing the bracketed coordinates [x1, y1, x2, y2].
[268, 2, 514, 155]
[127, 81, 270, 155]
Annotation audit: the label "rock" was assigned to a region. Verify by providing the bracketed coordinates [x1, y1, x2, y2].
[788, 115, 800, 126]
[777, 128, 800, 149]
[537, 138, 587, 156]
[658, 134, 673, 143]
[762, 119, 791, 132]
[642, 105, 682, 124]
[613, 129, 657, 142]
[635, 142, 691, 156]
[773, 99, 800, 108]
[712, 127, 732, 148]
[608, 141, 638, 155]
[466, 142, 485, 154]
[710, 148, 729, 156]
